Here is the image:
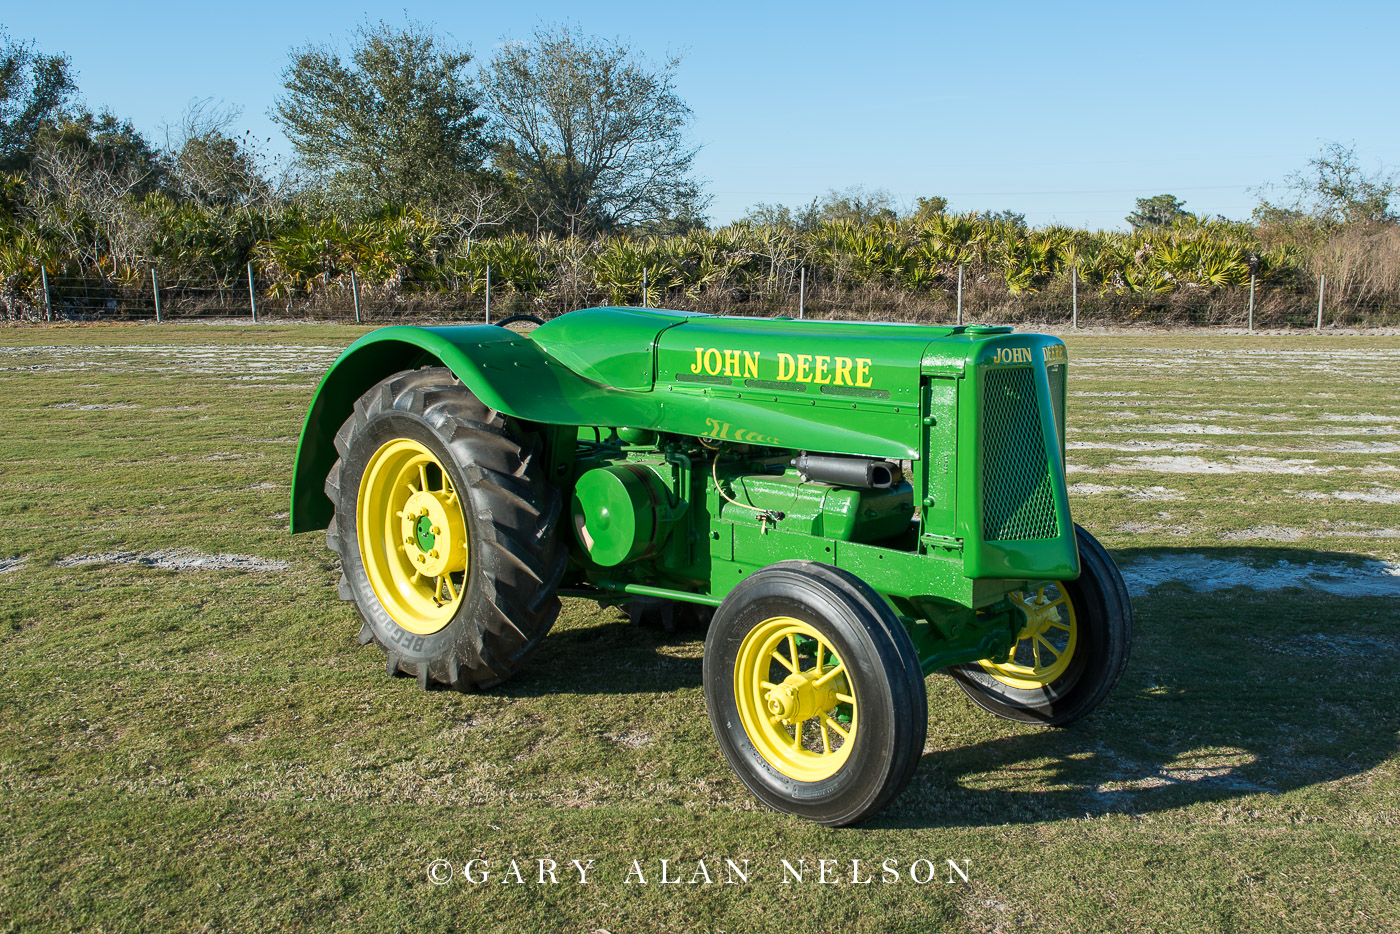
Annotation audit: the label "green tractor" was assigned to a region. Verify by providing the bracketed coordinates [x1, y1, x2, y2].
[291, 307, 1132, 826]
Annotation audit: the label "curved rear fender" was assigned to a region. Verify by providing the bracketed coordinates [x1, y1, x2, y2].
[289, 324, 649, 533]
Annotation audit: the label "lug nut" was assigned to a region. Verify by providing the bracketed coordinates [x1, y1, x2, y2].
[430, 525, 440, 535]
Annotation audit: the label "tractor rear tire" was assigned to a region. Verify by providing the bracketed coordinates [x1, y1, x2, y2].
[949, 525, 1132, 725]
[703, 561, 927, 826]
[325, 367, 565, 690]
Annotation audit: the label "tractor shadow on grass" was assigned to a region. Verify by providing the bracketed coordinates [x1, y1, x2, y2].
[879, 545, 1400, 829]
[498, 600, 709, 698]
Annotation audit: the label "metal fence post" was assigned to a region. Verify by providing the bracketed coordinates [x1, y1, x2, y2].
[247, 262, 258, 322]
[485, 265, 491, 324]
[1071, 266, 1078, 329]
[798, 267, 805, 319]
[956, 264, 964, 326]
[152, 268, 162, 323]
[1247, 274, 1255, 332]
[642, 267, 648, 308]
[41, 267, 52, 322]
[1316, 274, 1325, 330]
[350, 269, 362, 324]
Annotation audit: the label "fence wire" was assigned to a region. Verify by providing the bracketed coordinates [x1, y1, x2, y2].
[7, 269, 1398, 329]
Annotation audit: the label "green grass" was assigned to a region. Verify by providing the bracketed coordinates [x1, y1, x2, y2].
[1, 323, 1398, 933]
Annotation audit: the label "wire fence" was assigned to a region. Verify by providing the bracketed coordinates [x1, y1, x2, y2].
[9, 264, 1400, 330]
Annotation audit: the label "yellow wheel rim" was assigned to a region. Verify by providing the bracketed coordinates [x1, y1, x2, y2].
[734, 616, 858, 782]
[979, 583, 1078, 689]
[356, 439, 469, 635]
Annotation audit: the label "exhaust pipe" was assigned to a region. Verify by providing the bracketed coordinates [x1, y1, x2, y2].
[790, 453, 900, 489]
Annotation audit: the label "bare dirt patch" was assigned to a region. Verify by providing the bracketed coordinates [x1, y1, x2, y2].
[56, 550, 289, 572]
[1068, 483, 1186, 501]
[1293, 487, 1400, 504]
[1120, 554, 1400, 597]
[1105, 455, 1344, 475]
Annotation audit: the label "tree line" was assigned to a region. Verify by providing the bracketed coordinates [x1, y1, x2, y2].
[1, 21, 1397, 321]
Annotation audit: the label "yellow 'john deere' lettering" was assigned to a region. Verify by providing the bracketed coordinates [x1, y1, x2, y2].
[991, 347, 1034, 365]
[776, 352, 873, 387]
[690, 346, 873, 388]
[690, 346, 760, 378]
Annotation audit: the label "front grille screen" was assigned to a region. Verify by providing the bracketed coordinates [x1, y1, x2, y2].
[982, 367, 1058, 541]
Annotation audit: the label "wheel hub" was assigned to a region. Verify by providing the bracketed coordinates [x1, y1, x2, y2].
[979, 583, 1078, 689]
[764, 671, 840, 725]
[1014, 591, 1060, 640]
[399, 489, 465, 579]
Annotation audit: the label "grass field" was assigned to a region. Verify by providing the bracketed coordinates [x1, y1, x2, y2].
[1, 323, 1398, 933]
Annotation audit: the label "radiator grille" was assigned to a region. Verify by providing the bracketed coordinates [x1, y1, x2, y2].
[982, 367, 1058, 541]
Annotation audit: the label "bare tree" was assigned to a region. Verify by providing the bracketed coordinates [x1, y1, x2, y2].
[482, 25, 707, 235]
[451, 182, 516, 256]
[25, 139, 157, 276]
[163, 99, 273, 217]
[1255, 142, 1398, 226]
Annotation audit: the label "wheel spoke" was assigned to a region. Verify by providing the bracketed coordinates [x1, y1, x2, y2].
[1048, 620, 1072, 631]
[813, 663, 844, 687]
[787, 635, 799, 674]
[814, 639, 826, 676]
[820, 719, 831, 754]
[419, 463, 429, 492]
[1032, 637, 1042, 669]
[1035, 633, 1060, 659]
[790, 721, 804, 749]
[434, 575, 444, 601]
[821, 713, 849, 740]
[759, 680, 777, 692]
[771, 650, 795, 673]
[835, 692, 855, 704]
[444, 574, 458, 601]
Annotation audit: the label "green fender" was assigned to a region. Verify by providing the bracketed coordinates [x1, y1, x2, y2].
[289, 324, 658, 533]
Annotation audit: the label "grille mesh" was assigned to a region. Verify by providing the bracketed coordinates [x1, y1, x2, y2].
[982, 367, 1058, 541]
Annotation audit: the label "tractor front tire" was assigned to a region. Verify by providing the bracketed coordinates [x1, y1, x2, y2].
[703, 561, 927, 826]
[326, 367, 565, 690]
[949, 525, 1132, 725]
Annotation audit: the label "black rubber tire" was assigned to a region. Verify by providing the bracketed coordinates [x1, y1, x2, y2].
[703, 561, 927, 826]
[949, 525, 1133, 725]
[325, 366, 565, 690]
[492, 314, 546, 328]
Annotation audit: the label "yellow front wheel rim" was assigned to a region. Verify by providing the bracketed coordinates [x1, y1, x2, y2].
[980, 583, 1078, 689]
[735, 617, 858, 782]
[357, 439, 469, 635]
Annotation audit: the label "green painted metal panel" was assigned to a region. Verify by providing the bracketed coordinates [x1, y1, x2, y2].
[529, 306, 704, 391]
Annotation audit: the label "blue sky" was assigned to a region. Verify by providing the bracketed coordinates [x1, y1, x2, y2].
[6, 1, 1396, 228]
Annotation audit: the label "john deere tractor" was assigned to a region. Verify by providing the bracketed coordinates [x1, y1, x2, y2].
[291, 307, 1132, 826]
